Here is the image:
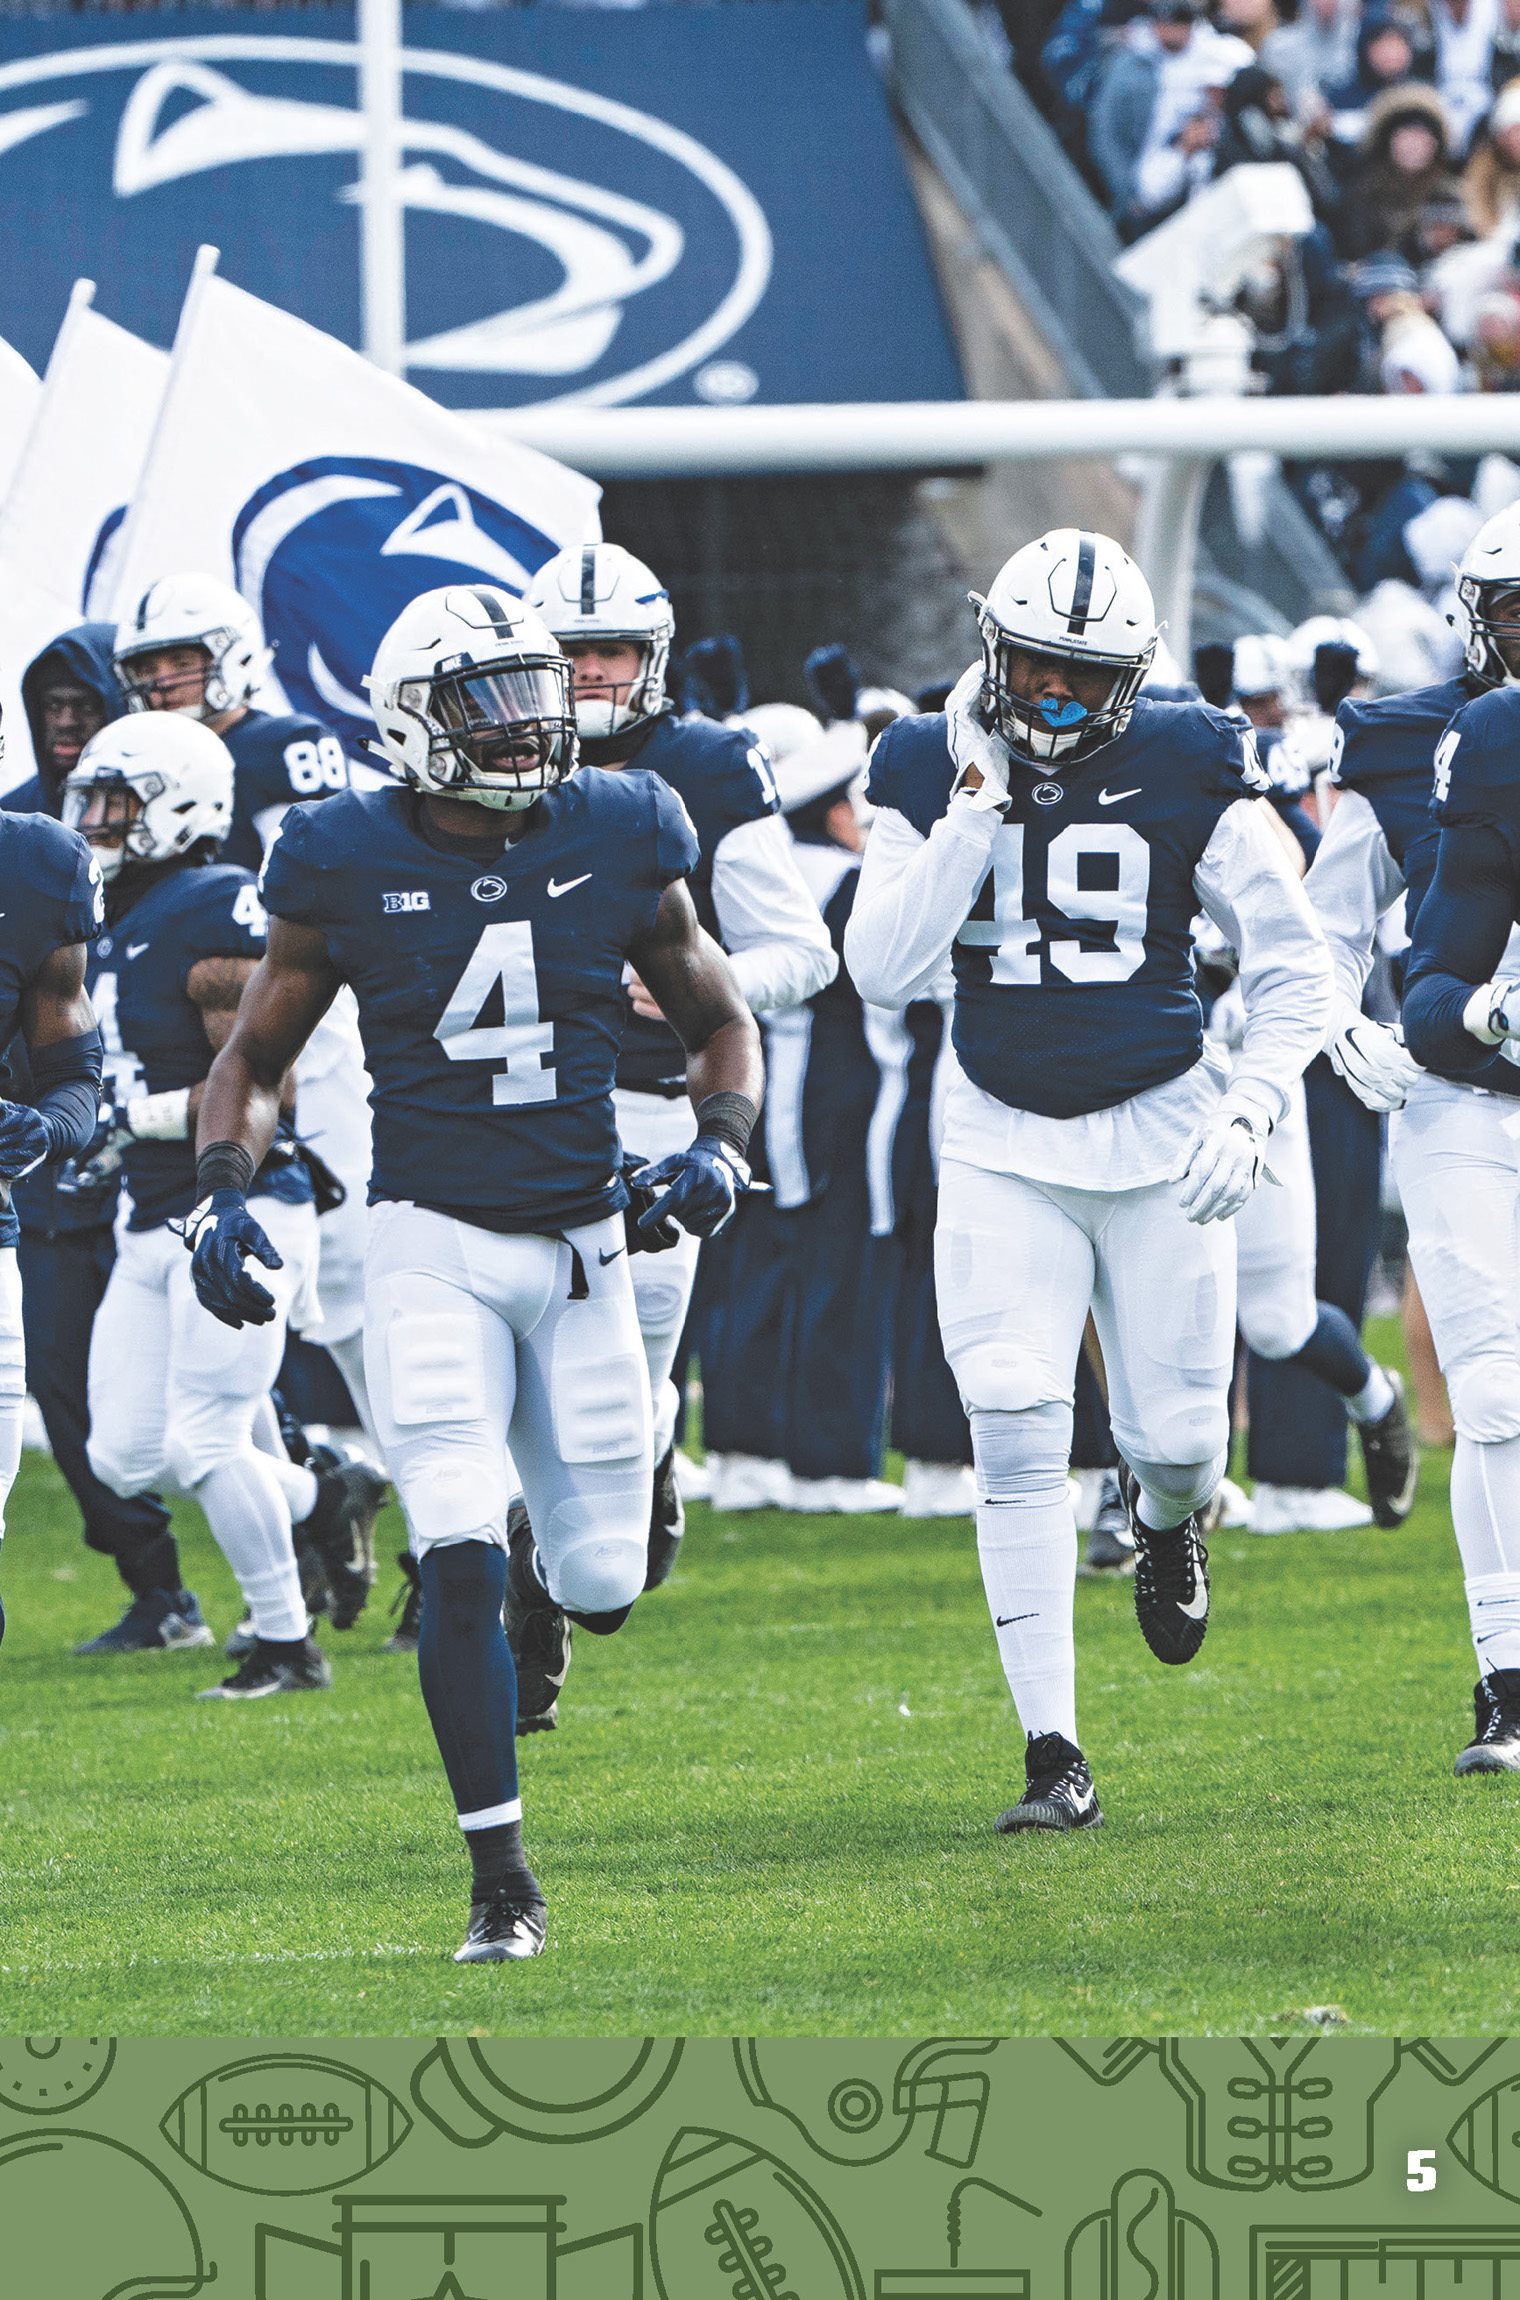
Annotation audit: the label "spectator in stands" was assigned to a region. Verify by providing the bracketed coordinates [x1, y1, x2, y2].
[1214, 62, 1342, 217]
[1089, 0, 1253, 233]
[1325, 9, 1434, 145]
[1261, 0, 1358, 115]
[1463, 76, 1520, 229]
[1381, 297, 1467, 384]
[1335, 85, 1461, 259]
[1217, 0, 1282, 59]
[1473, 275, 1520, 378]
[1428, 0, 1501, 155]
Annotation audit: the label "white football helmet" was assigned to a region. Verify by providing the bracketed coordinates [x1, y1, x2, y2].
[63, 714, 233, 881]
[971, 530, 1157, 764]
[525, 543, 675, 738]
[366, 585, 576, 812]
[1456, 506, 1520, 686]
[114, 573, 272, 719]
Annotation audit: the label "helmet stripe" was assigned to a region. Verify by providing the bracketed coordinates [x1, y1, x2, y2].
[580, 547, 597, 617]
[1068, 533, 1096, 632]
[471, 588, 516, 640]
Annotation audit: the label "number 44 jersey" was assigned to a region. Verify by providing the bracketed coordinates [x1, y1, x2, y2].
[259, 770, 700, 1236]
[868, 698, 1266, 1118]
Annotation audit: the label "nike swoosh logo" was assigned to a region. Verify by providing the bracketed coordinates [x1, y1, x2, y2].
[598, 1246, 625, 1265]
[126, 942, 150, 959]
[1097, 787, 1141, 806]
[548, 873, 592, 899]
[996, 1612, 1037, 1626]
[1178, 1585, 1209, 1620]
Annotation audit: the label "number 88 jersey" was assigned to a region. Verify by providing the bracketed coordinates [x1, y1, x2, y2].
[866, 696, 1266, 1118]
[259, 770, 700, 1235]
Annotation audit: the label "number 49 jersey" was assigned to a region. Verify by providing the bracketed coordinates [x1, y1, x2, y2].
[259, 770, 700, 1235]
[866, 696, 1266, 1118]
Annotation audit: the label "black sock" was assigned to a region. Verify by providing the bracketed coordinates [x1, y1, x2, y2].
[260, 1633, 311, 1658]
[465, 1818, 541, 1905]
[566, 1602, 634, 1637]
[417, 1543, 520, 1806]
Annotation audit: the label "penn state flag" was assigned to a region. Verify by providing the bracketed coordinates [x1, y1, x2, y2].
[0, 292, 160, 778]
[111, 267, 601, 751]
[0, 330, 39, 508]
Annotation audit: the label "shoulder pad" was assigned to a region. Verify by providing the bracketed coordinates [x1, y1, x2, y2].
[865, 713, 954, 838]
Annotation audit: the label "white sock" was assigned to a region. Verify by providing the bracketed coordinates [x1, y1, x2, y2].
[1348, 1365, 1396, 1425]
[1452, 1432, 1520, 1671]
[971, 1403, 1078, 1744]
[195, 1455, 309, 1643]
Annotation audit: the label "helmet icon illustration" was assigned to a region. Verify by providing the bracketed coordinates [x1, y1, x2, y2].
[0, 2127, 210, 2298]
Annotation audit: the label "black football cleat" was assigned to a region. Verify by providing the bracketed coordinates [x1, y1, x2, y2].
[996, 1732, 1103, 1833]
[75, 1588, 215, 1656]
[196, 1635, 333, 1700]
[384, 1550, 423, 1655]
[302, 1461, 388, 1630]
[1120, 1468, 1210, 1664]
[1080, 1470, 1135, 1577]
[505, 1505, 571, 1734]
[1455, 1670, 1520, 1775]
[224, 1614, 257, 1660]
[1358, 1369, 1419, 1527]
[454, 1884, 548, 1964]
[643, 1442, 685, 1591]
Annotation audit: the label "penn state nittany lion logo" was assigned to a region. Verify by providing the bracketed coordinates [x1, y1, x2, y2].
[228, 458, 560, 749]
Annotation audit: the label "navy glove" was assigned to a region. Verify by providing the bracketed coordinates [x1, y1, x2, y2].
[0, 1099, 53, 1183]
[57, 1103, 133, 1197]
[634, 1135, 750, 1246]
[184, 1188, 283, 1329]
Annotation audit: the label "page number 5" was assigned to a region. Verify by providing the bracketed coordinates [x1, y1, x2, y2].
[1407, 2149, 1437, 2191]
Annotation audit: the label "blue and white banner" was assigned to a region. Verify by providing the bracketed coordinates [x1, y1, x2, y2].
[0, 5, 962, 411]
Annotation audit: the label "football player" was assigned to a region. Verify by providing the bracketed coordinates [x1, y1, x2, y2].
[63, 716, 373, 1698]
[1395, 509, 1520, 1773]
[846, 531, 1331, 1833]
[525, 545, 834, 1591]
[0, 785, 108, 1645]
[188, 586, 762, 1962]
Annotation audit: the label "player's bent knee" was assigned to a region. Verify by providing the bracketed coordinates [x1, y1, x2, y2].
[1449, 1355, 1520, 1444]
[969, 1400, 1074, 1502]
[87, 1427, 160, 1499]
[1127, 1450, 1227, 1519]
[950, 1340, 1069, 1418]
[1238, 1301, 1315, 1361]
[554, 1534, 647, 1619]
[401, 1454, 510, 1551]
[631, 1266, 689, 1345]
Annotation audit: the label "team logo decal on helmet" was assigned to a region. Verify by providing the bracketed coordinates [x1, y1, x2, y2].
[368, 584, 577, 812]
[971, 529, 1158, 768]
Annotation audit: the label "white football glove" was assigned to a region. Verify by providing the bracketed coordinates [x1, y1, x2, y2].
[946, 664, 1012, 809]
[1328, 1017, 1422, 1112]
[1463, 978, 1520, 1044]
[1175, 1109, 1269, 1224]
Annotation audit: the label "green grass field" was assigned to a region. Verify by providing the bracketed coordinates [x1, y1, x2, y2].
[1, 1326, 1513, 2038]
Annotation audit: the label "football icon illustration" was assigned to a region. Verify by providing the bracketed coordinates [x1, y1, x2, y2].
[650, 2126, 865, 2300]
[160, 2053, 412, 2194]
[1449, 2073, 1520, 2202]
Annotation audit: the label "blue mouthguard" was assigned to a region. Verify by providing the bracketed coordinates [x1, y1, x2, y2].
[1037, 697, 1089, 729]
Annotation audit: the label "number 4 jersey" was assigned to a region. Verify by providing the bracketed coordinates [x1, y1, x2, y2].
[259, 770, 700, 1235]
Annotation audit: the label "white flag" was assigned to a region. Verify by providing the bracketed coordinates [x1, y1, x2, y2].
[114, 269, 601, 754]
[0, 292, 165, 786]
[0, 333, 40, 511]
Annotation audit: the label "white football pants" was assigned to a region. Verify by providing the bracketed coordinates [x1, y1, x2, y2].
[936, 1158, 1234, 1743]
[362, 1201, 652, 1616]
[1233, 1076, 1318, 1361]
[614, 1087, 702, 1463]
[1392, 1074, 1520, 1675]
[87, 1199, 321, 1641]
[0, 1247, 27, 1548]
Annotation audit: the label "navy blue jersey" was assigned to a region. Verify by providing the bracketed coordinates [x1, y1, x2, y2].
[221, 707, 349, 873]
[867, 698, 1265, 1119]
[260, 772, 700, 1235]
[0, 813, 104, 1248]
[1332, 675, 1473, 919]
[581, 710, 777, 1095]
[96, 864, 312, 1229]
[1403, 683, 1520, 1094]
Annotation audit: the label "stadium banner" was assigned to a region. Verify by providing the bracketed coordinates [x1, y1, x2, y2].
[1, 2034, 1514, 2292]
[0, 5, 963, 414]
[110, 268, 602, 753]
[0, 293, 168, 777]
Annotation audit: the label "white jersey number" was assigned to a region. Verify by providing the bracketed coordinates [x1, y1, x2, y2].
[960, 822, 1151, 985]
[1433, 728, 1460, 806]
[284, 736, 348, 797]
[434, 921, 555, 1107]
[91, 971, 146, 1103]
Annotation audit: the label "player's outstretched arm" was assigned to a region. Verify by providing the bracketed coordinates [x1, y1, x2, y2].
[1403, 821, 1520, 1072]
[0, 941, 105, 1180]
[626, 881, 764, 1245]
[188, 920, 342, 1329]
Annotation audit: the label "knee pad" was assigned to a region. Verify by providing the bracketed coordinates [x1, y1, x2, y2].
[632, 1262, 691, 1347]
[542, 1489, 648, 1616]
[1238, 1297, 1315, 1362]
[87, 1428, 160, 1501]
[948, 1337, 1070, 1418]
[969, 1400, 1075, 1504]
[1448, 1355, 1520, 1445]
[1126, 1449, 1228, 1522]
[1117, 1389, 1230, 1479]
